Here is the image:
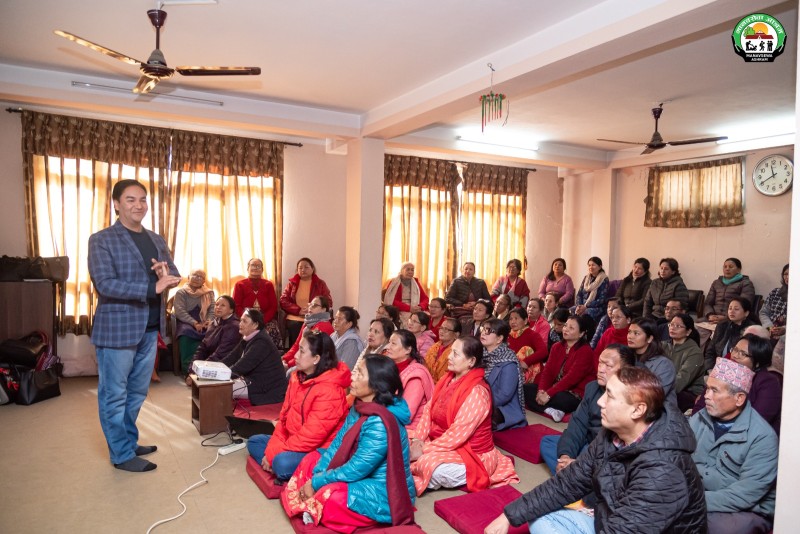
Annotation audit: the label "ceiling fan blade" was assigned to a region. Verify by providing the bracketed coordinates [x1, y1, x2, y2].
[597, 138, 649, 146]
[668, 136, 729, 146]
[641, 146, 658, 155]
[133, 75, 159, 94]
[54, 30, 144, 66]
[176, 66, 262, 76]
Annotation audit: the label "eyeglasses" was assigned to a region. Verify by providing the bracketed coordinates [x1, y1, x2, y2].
[730, 346, 751, 359]
[480, 327, 496, 335]
[439, 326, 455, 333]
[667, 323, 686, 330]
[309, 302, 322, 309]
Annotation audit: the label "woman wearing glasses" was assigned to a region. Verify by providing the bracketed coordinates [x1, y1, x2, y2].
[406, 311, 437, 356]
[480, 318, 526, 431]
[662, 313, 705, 412]
[423, 317, 461, 383]
[282, 296, 334, 371]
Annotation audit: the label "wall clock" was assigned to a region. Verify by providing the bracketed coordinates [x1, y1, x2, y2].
[753, 154, 793, 196]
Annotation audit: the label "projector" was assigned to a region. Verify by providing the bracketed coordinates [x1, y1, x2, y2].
[192, 360, 232, 381]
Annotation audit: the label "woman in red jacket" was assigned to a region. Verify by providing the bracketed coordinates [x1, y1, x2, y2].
[247, 331, 351, 481]
[232, 258, 282, 348]
[280, 257, 333, 347]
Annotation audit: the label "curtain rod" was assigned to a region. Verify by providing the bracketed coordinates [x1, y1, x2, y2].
[5, 107, 303, 147]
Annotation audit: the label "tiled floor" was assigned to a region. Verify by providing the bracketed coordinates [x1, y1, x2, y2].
[1, 374, 563, 533]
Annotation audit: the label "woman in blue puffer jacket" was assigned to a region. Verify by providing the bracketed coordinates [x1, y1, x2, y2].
[281, 354, 417, 532]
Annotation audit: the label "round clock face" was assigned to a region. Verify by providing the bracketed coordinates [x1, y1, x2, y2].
[753, 155, 793, 196]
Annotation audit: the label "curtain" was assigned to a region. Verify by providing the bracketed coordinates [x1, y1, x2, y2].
[382, 155, 459, 298]
[21, 110, 283, 333]
[644, 156, 744, 228]
[460, 163, 529, 288]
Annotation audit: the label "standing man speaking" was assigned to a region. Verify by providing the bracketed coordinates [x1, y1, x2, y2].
[89, 179, 181, 472]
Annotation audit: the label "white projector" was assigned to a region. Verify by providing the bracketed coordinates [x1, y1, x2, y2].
[192, 360, 232, 381]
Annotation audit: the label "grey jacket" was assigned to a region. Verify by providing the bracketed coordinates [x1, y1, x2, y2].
[689, 403, 778, 517]
[644, 275, 688, 319]
[703, 276, 756, 318]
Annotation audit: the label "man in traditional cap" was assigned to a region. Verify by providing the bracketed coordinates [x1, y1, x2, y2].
[689, 357, 778, 534]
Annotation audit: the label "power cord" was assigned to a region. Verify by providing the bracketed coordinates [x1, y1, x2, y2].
[145, 449, 221, 533]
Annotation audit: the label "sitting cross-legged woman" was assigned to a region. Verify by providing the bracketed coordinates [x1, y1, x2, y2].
[386, 329, 435, 432]
[410, 336, 519, 495]
[281, 355, 417, 532]
[247, 331, 351, 481]
[383, 262, 429, 327]
[480, 318, 527, 431]
[571, 256, 609, 323]
[524, 315, 595, 422]
[507, 307, 548, 385]
[537, 257, 575, 308]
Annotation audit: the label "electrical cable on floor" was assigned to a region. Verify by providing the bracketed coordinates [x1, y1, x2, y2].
[144, 450, 221, 533]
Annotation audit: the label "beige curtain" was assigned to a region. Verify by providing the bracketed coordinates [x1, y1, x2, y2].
[644, 156, 744, 228]
[21, 110, 283, 333]
[460, 163, 529, 288]
[382, 155, 459, 298]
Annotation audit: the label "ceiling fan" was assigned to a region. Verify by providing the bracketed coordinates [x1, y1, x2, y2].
[597, 103, 727, 155]
[54, 8, 261, 95]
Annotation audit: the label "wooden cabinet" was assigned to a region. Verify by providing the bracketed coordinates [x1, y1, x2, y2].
[190, 374, 233, 435]
[0, 281, 55, 345]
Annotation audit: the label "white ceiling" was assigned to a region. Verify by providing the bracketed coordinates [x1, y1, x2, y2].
[0, 0, 796, 170]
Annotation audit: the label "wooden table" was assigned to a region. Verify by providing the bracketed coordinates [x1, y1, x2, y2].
[190, 375, 234, 435]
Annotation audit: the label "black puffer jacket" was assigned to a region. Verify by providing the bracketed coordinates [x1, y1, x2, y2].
[616, 272, 652, 317]
[644, 275, 688, 319]
[504, 405, 707, 533]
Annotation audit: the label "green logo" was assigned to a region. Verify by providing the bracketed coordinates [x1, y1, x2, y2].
[732, 13, 786, 62]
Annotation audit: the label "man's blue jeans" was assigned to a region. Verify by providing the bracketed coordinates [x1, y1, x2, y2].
[539, 434, 560, 475]
[96, 330, 158, 465]
[247, 434, 308, 480]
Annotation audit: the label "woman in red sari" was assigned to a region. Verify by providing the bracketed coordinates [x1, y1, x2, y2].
[410, 336, 519, 495]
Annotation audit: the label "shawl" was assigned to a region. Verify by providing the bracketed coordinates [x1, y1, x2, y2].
[384, 276, 420, 308]
[581, 272, 608, 305]
[180, 282, 214, 323]
[721, 273, 744, 285]
[333, 327, 363, 352]
[328, 400, 415, 526]
[484, 343, 525, 412]
[431, 369, 492, 492]
[304, 310, 332, 329]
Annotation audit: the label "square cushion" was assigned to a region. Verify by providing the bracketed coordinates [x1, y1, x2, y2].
[234, 399, 283, 421]
[288, 515, 424, 534]
[493, 424, 562, 464]
[433, 485, 528, 534]
[246, 456, 285, 499]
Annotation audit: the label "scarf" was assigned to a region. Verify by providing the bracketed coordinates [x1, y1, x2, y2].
[721, 273, 744, 285]
[581, 272, 608, 305]
[304, 311, 331, 328]
[328, 400, 415, 526]
[484, 343, 525, 412]
[779, 280, 789, 302]
[384, 276, 421, 308]
[180, 282, 214, 323]
[431, 369, 492, 492]
[333, 327, 362, 351]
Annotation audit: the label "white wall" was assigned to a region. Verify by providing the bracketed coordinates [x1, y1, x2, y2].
[525, 168, 563, 287]
[0, 107, 27, 256]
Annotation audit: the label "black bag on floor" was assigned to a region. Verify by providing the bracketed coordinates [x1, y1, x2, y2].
[15, 365, 60, 405]
[0, 331, 49, 368]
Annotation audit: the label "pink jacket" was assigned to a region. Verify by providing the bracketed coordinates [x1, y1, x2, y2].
[401, 360, 434, 431]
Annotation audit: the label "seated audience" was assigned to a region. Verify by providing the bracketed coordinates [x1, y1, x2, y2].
[376, 303, 402, 330]
[383, 262, 429, 327]
[173, 269, 215, 374]
[493, 293, 513, 322]
[386, 329, 435, 432]
[221, 309, 288, 406]
[524, 315, 595, 422]
[539, 344, 635, 477]
[727, 334, 781, 435]
[331, 306, 365, 371]
[486, 367, 706, 534]
[427, 297, 448, 340]
[537, 257, 575, 308]
[589, 297, 620, 349]
[656, 299, 687, 341]
[491, 259, 530, 309]
[663, 313, 705, 412]
[690, 358, 777, 534]
[547, 308, 570, 351]
[593, 304, 632, 368]
[190, 295, 240, 364]
[704, 297, 757, 371]
[480, 318, 527, 431]
[507, 308, 548, 384]
[281, 355, 416, 531]
[247, 331, 351, 481]
[280, 257, 333, 347]
[543, 292, 559, 324]
[445, 261, 491, 319]
[282, 296, 334, 370]
[615, 257, 652, 317]
[628, 317, 677, 405]
[407, 311, 437, 356]
[353, 317, 395, 371]
[526, 297, 550, 345]
[464, 298, 493, 338]
[423, 317, 460, 383]
[410, 337, 519, 494]
[232, 258, 283, 348]
[643, 257, 688, 320]
[760, 263, 789, 341]
[704, 258, 756, 323]
[571, 256, 609, 323]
